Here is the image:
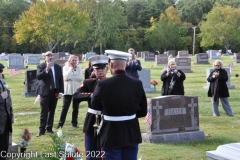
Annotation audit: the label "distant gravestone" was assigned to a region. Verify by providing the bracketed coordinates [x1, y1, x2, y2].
[58, 52, 68, 59]
[138, 69, 155, 93]
[155, 54, 168, 66]
[26, 55, 41, 65]
[24, 70, 39, 97]
[167, 50, 176, 57]
[234, 53, 240, 63]
[175, 57, 193, 73]
[194, 53, 210, 64]
[142, 95, 205, 143]
[143, 52, 155, 61]
[8, 133, 18, 154]
[85, 52, 96, 61]
[207, 50, 219, 59]
[136, 52, 141, 58]
[203, 68, 234, 89]
[178, 50, 189, 58]
[53, 53, 59, 60]
[54, 59, 67, 67]
[206, 143, 240, 160]
[8, 54, 24, 69]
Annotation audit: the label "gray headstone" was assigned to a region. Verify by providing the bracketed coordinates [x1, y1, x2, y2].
[144, 52, 155, 61]
[85, 52, 96, 61]
[24, 70, 39, 97]
[58, 52, 68, 59]
[167, 50, 176, 57]
[234, 53, 240, 63]
[8, 54, 25, 69]
[206, 143, 240, 160]
[138, 69, 155, 93]
[136, 52, 141, 58]
[177, 50, 189, 58]
[155, 54, 168, 66]
[26, 55, 41, 64]
[142, 95, 205, 143]
[203, 68, 235, 89]
[207, 50, 220, 59]
[53, 53, 59, 60]
[194, 53, 210, 64]
[175, 57, 193, 73]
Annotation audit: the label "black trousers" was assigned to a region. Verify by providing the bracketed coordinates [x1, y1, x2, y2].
[58, 95, 80, 127]
[39, 90, 58, 133]
[0, 117, 10, 160]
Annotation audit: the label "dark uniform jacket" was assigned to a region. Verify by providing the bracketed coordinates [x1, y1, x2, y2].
[73, 78, 102, 135]
[0, 79, 13, 134]
[161, 70, 186, 95]
[207, 68, 229, 97]
[91, 70, 147, 148]
[36, 62, 64, 96]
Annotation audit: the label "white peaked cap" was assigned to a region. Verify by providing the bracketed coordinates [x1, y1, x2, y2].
[88, 55, 109, 65]
[105, 50, 131, 61]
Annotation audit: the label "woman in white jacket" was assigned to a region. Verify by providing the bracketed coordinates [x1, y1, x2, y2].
[57, 55, 82, 128]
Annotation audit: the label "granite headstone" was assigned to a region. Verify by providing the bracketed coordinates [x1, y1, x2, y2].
[175, 57, 193, 73]
[155, 54, 168, 66]
[138, 69, 155, 93]
[203, 68, 234, 89]
[142, 95, 205, 143]
[24, 70, 39, 97]
[8, 54, 25, 69]
[177, 50, 189, 58]
[194, 53, 210, 64]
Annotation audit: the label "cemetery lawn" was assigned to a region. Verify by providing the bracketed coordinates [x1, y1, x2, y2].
[3, 55, 240, 160]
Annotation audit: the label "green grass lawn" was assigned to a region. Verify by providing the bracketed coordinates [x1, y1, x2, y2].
[2, 55, 240, 160]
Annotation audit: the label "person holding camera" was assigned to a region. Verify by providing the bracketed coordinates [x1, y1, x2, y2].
[161, 60, 186, 95]
[125, 48, 142, 79]
[207, 60, 233, 117]
[36, 51, 64, 137]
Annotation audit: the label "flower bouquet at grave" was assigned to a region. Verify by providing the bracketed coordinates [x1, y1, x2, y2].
[150, 80, 158, 86]
[48, 128, 83, 160]
[19, 128, 31, 150]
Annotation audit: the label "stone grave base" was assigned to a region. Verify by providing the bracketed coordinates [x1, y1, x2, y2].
[142, 131, 205, 143]
[206, 143, 240, 160]
[8, 143, 18, 154]
[143, 88, 155, 93]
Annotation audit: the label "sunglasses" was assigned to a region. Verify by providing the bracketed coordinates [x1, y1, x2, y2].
[46, 54, 53, 57]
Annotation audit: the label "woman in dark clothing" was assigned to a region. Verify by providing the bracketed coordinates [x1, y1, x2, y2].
[84, 62, 96, 79]
[161, 60, 186, 95]
[207, 60, 233, 116]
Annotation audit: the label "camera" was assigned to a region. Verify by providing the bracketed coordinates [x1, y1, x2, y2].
[170, 69, 175, 72]
[49, 58, 54, 62]
[132, 54, 135, 60]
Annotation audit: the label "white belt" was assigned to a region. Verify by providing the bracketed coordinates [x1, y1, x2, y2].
[104, 114, 136, 121]
[88, 108, 101, 115]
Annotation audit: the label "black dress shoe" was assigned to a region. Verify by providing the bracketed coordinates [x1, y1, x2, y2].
[46, 130, 55, 134]
[72, 125, 79, 128]
[36, 132, 45, 137]
[56, 125, 62, 129]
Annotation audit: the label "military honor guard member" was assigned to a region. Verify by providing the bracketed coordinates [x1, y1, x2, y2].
[73, 55, 109, 160]
[91, 50, 147, 160]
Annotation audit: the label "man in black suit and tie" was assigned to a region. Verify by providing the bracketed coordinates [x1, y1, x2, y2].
[36, 51, 64, 137]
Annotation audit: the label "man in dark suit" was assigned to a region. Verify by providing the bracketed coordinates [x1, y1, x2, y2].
[36, 51, 64, 137]
[125, 48, 142, 79]
[0, 63, 14, 160]
[91, 50, 147, 160]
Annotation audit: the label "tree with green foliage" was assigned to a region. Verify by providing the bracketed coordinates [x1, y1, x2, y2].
[14, 0, 89, 51]
[0, 0, 30, 53]
[77, 0, 127, 53]
[199, 5, 240, 53]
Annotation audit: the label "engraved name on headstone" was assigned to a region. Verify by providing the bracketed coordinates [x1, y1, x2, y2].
[155, 54, 168, 66]
[8, 54, 24, 69]
[178, 50, 189, 58]
[194, 53, 210, 64]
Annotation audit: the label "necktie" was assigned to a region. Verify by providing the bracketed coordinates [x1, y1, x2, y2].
[49, 69, 55, 89]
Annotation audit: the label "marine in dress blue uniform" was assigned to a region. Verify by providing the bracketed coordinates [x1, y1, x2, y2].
[73, 55, 109, 160]
[91, 50, 147, 160]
